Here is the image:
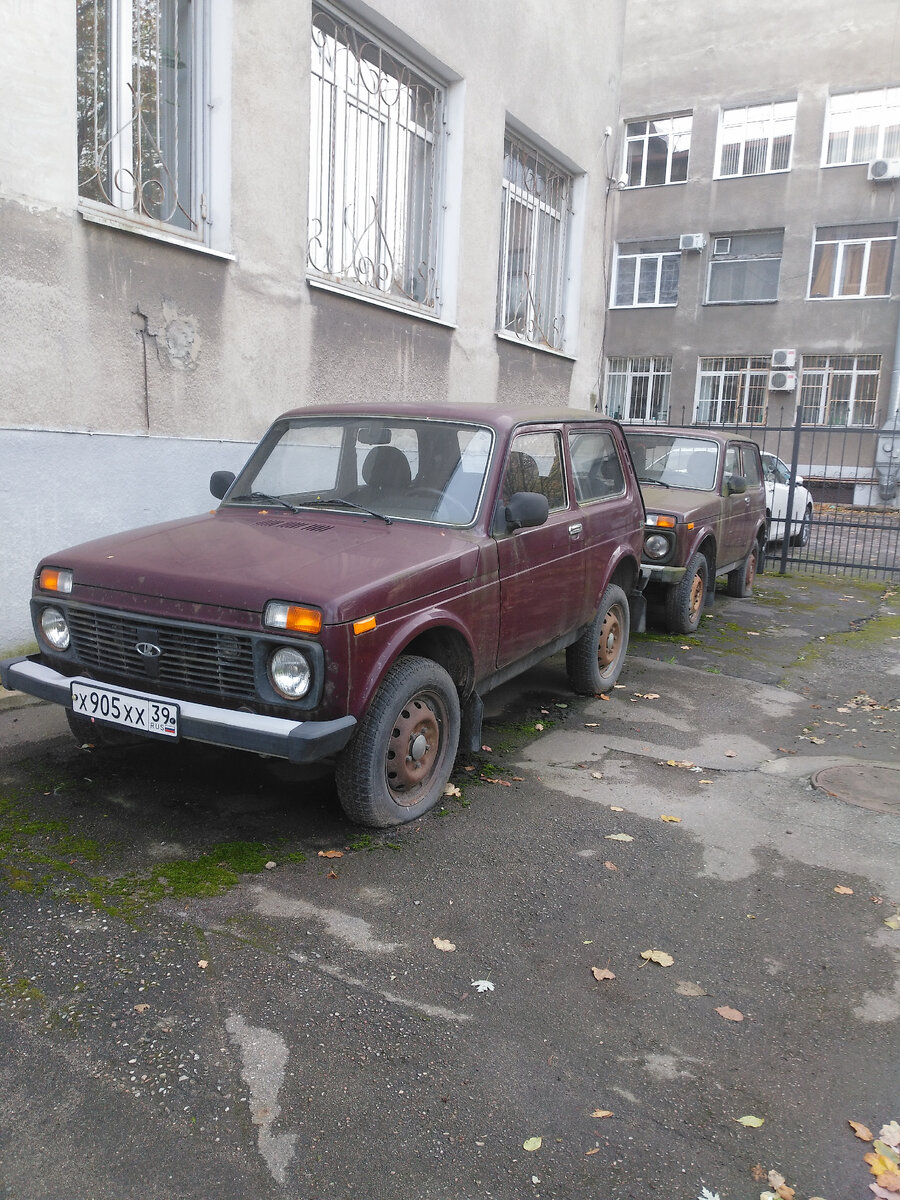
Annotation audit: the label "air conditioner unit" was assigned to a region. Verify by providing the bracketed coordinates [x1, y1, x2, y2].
[867, 158, 900, 182]
[771, 348, 796, 369]
[769, 370, 797, 392]
[679, 233, 706, 252]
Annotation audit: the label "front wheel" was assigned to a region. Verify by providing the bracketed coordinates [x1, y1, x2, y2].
[664, 552, 708, 634]
[726, 542, 758, 597]
[335, 656, 461, 827]
[566, 583, 630, 694]
[791, 507, 812, 547]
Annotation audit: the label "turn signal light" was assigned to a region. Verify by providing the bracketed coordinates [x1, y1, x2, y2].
[353, 616, 377, 635]
[39, 568, 73, 594]
[654, 515, 676, 529]
[264, 601, 322, 634]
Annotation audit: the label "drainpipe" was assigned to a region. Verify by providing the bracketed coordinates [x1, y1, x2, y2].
[874, 303, 900, 502]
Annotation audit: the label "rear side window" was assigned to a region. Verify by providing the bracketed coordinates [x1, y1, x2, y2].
[568, 430, 626, 503]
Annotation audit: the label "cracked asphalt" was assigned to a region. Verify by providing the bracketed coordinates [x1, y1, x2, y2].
[0, 573, 898, 1200]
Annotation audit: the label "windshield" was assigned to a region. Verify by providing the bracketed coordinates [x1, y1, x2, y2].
[625, 433, 720, 491]
[224, 416, 494, 526]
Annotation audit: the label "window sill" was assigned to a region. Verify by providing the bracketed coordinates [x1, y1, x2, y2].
[713, 168, 792, 181]
[623, 180, 688, 190]
[610, 303, 678, 310]
[306, 276, 456, 328]
[702, 298, 779, 306]
[495, 329, 576, 361]
[78, 201, 235, 261]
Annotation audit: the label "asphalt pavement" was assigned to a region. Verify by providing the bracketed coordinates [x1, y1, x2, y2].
[0, 572, 898, 1200]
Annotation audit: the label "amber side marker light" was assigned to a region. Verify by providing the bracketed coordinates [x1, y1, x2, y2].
[39, 568, 73, 594]
[264, 601, 322, 635]
[353, 616, 377, 635]
[656, 515, 676, 529]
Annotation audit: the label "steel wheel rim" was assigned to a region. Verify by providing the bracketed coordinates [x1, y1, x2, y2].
[384, 691, 447, 805]
[597, 603, 625, 677]
[689, 571, 704, 620]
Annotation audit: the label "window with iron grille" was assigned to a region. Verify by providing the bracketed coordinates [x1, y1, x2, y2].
[623, 114, 691, 187]
[809, 223, 897, 299]
[799, 355, 881, 426]
[695, 356, 770, 424]
[497, 132, 573, 350]
[612, 240, 680, 307]
[706, 230, 783, 303]
[308, 4, 445, 312]
[76, 0, 225, 248]
[715, 101, 796, 178]
[823, 87, 900, 166]
[605, 357, 672, 422]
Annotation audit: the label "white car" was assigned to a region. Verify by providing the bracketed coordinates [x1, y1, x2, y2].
[761, 452, 813, 546]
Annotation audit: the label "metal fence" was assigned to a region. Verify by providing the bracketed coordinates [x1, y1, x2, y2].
[659, 403, 900, 581]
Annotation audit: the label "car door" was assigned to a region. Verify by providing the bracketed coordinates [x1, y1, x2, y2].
[718, 442, 754, 566]
[494, 429, 585, 669]
[567, 424, 637, 609]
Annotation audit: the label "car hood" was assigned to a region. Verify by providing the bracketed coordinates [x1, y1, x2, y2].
[640, 485, 724, 521]
[47, 508, 484, 625]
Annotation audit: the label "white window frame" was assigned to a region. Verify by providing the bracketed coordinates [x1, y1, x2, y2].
[612, 242, 680, 308]
[808, 223, 897, 299]
[307, 2, 450, 317]
[714, 101, 796, 178]
[76, 0, 232, 256]
[623, 113, 692, 188]
[799, 355, 881, 426]
[497, 130, 576, 352]
[822, 87, 900, 166]
[605, 357, 672, 423]
[694, 357, 770, 425]
[705, 230, 783, 304]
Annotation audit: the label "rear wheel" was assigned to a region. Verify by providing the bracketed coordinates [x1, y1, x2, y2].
[664, 553, 708, 634]
[566, 584, 630, 694]
[726, 542, 757, 598]
[335, 656, 460, 827]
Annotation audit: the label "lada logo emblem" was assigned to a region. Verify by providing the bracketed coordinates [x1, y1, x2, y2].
[135, 642, 162, 658]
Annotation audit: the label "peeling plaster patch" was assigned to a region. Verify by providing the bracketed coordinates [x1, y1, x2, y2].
[141, 297, 201, 370]
[316, 962, 473, 1022]
[252, 885, 401, 954]
[225, 1013, 297, 1185]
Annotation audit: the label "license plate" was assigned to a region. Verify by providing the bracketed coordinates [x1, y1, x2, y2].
[70, 682, 179, 738]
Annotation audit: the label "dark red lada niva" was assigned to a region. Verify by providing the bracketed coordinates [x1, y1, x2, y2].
[2, 404, 647, 826]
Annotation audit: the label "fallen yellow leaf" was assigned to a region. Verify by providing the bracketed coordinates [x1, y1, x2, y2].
[660, 814, 681, 823]
[609, 805, 624, 812]
[875, 1170, 900, 1191]
[318, 849, 344, 858]
[640, 949, 674, 967]
[864, 1152, 896, 1176]
[735, 1114, 764, 1127]
[523, 1137, 542, 1152]
[850, 1120, 874, 1141]
[603, 861, 618, 870]
[432, 937, 456, 952]
[585, 1148, 600, 1156]
[605, 832, 633, 842]
[665, 759, 695, 769]
[834, 885, 854, 894]
[591, 1109, 613, 1118]
[134, 1003, 150, 1013]
[591, 967, 615, 981]
[675, 980, 707, 997]
[883, 914, 900, 930]
[198, 960, 208, 969]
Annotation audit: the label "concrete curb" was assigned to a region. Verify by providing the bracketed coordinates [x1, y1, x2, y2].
[0, 688, 44, 713]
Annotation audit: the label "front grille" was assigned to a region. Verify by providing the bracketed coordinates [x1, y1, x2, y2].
[67, 608, 256, 702]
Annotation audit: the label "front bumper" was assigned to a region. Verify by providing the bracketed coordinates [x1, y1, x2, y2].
[0, 656, 356, 765]
[640, 562, 687, 584]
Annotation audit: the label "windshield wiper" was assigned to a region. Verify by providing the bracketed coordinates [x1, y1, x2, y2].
[232, 491, 302, 513]
[638, 477, 670, 488]
[299, 497, 392, 525]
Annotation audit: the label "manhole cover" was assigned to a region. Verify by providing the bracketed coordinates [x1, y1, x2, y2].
[813, 765, 900, 815]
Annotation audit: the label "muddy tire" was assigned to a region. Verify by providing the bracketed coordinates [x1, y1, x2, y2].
[664, 553, 708, 634]
[335, 656, 460, 827]
[566, 584, 630, 694]
[726, 542, 757, 598]
[791, 507, 812, 547]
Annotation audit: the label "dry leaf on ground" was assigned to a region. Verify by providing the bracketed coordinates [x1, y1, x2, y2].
[318, 849, 343, 858]
[850, 1120, 874, 1141]
[676, 981, 707, 997]
[603, 861, 618, 870]
[609, 805, 625, 812]
[834, 885, 854, 894]
[883, 914, 900, 930]
[661, 814, 682, 822]
[432, 937, 456, 952]
[605, 832, 633, 842]
[591, 967, 616, 981]
[523, 1137, 542, 1152]
[640, 949, 674, 966]
[735, 1114, 764, 1127]
[585, 1148, 600, 1156]
[715, 1005, 744, 1021]
[443, 783, 461, 797]
[665, 759, 695, 769]
[591, 1109, 613, 1118]
[751, 1164, 767, 1181]
[134, 1003, 150, 1013]
[198, 960, 208, 969]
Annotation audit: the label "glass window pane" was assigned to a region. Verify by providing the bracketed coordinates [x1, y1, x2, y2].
[866, 240, 892, 294]
[615, 257, 636, 306]
[810, 243, 835, 297]
[658, 255, 680, 304]
[636, 258, 659, 304]
[645, 134, 668, 185]
[839, 243, 865, 295]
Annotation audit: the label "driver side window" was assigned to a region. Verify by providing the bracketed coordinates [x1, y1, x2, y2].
[501, 432, 567, 511]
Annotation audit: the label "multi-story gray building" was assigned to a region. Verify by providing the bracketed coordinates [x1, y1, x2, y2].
[0, 0, 625, 653]
[605, 0, 900, 507]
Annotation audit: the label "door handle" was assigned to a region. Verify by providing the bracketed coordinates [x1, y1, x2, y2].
[568, 522, 583, 538]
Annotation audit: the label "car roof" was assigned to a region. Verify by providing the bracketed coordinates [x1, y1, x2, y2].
[623, 425, 758, 446]
[275, 402, 618, 434]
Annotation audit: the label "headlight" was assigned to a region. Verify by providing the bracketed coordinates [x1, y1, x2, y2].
[644, 533, 671, 560]
[40, 606, 70, 650]
[268, 647, 312, 699]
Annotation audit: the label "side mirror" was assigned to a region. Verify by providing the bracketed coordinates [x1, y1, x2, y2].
[726, 474, 747, 495]
[795, 474, 805, 486]
[210, 470, 235, 500]
[504, 490, 549, 532]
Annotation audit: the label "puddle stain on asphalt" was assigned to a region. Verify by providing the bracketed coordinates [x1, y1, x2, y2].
[314, 961, 473, 1023]
[251, 886, 402, 954]
[225, 1013, 298, 1185]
